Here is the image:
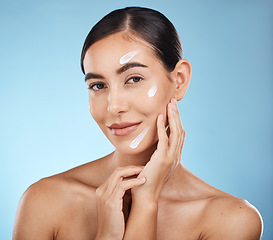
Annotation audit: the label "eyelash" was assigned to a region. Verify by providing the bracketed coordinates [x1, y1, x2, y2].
[88, 76, 143, 91]
[88, 82, 105, 91]
[126, 76, 143, 84]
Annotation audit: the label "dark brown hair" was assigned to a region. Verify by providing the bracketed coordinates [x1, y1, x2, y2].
[81, 7, 183, 74]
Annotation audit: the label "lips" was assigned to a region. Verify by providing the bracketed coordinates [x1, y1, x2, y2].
[108, 122, 141, 136]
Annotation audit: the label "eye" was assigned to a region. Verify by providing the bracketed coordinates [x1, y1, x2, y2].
[126, 76, 143, 84]
[88, 82, 106, 91]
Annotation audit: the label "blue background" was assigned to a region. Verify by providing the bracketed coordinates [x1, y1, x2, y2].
[1, 0, 272, 239]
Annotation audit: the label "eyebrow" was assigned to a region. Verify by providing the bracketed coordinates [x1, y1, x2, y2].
[85, 73, 103, 82]
[116, 62, 148, 74]
[84, 62, 148, 82]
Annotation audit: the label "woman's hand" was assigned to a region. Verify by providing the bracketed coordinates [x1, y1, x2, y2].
[132, 98, 185, 202]
[95, 166, 146, 240]
[123, 98, 185, 240]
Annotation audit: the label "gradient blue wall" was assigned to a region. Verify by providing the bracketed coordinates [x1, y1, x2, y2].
[1, 0, 272, 239]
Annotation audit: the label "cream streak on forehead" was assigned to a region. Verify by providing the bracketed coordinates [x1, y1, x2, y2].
[119, 50, 140, 64]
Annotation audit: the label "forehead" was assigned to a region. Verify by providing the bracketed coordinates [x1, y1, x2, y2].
[83, 32, 158, 72]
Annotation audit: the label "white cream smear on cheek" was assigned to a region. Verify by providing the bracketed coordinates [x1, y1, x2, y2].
[130, 127, 150, 149]
[119, 50, 140, 64]
[147, 83, 157, 97]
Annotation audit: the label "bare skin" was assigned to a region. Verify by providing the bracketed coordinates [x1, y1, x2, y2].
[13, 156, 263, 240]
[13, 32, 263, 240]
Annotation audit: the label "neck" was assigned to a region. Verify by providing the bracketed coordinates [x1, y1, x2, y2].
[110, 143, 188, 197]
[104, 148, 209, 201]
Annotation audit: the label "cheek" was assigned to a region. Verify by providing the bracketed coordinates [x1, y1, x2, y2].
[147, 83, 157, 97]
[88, 94, 106, 123]
[139, 83, 172, 117]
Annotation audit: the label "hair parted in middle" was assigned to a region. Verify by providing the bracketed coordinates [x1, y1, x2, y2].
[81, 7, 183, 74]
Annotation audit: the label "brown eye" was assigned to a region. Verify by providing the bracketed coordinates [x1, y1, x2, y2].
[126, 76, 143, 84]
[89, 83, 106, 91]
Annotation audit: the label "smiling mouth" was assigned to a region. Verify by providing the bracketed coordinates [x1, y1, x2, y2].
[108, 122, 141, 136]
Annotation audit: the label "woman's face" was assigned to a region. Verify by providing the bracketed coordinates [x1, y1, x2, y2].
[83, 32, 176, 154]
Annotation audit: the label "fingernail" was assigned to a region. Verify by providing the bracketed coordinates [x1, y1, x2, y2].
[159, 114, 163, 121]
[171, 101, 176, 110]
[139, 177, 146, 183]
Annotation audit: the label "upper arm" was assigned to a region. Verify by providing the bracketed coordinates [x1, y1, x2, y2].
[204, 199, 263, 240]
[13, 180, 57, 240]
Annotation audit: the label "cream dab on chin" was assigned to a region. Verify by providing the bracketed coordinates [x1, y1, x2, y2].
[130, 127, 150, 149]
[119, 50, 139, 65]
[148, 83, 157, 97]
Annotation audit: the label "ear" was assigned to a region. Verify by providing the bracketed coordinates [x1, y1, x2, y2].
[172, 59, 192, 101]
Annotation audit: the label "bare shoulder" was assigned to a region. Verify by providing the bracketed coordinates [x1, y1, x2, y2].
[202, 193, 263, 240]
[13, 177, 69, 239]
[13, 158, 105, 240]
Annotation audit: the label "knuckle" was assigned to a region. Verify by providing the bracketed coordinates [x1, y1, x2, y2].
[115, 167, 122, 173]
[96, 187, 103, 199]
[177, 129, 181, 136]
[174, 130, 180, 139]
[163, 156, 173, 167]
[116, 166, 123, 171]
[118, 180, 127, 189]
[113, 167, 123, 177]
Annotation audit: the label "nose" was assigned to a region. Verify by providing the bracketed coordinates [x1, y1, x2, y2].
[107, 88, 128, 116]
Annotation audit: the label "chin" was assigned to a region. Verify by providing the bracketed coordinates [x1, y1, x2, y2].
[112, 133, 158, 156]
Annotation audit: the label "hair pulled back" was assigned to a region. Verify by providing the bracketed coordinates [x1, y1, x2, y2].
[81, 7, 183, 74]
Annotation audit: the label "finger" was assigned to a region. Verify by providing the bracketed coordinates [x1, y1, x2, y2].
[172, 99, 183, 137]
[178, 128, 186, 161]
[105, 166, 144, 195]
[156, 114, 168, 153]
[168, 100, 179, 154]
[175, 103, 185, 157]
[113, 177, 146, 200]
[176, 128, 185, 168]
[171, 99, 185, 157]
[174, 102, 185, 166]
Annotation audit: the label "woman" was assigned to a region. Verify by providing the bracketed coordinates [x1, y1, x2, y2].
[13, 7, 263, 240]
